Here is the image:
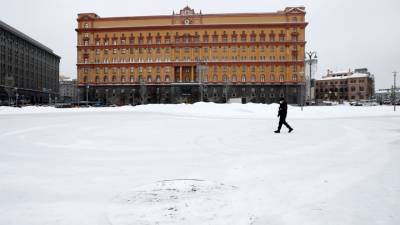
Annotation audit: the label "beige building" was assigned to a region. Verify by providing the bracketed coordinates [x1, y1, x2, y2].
[76, 6, 307, 105]
[315, 68, 375, 101]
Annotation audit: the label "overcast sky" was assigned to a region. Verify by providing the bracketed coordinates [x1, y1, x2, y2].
[1, 0, 399, 88]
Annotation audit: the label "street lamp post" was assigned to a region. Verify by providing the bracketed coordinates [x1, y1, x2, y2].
[140, 79, 146, 105]
[132, 89, 135, 106]
[394, 71, 397, 112]
[196, 59, 208, 102]
[45, 88, 52, 106]
[298, 71, 305, 111]
[86, 84, 89, 107]
[14, 87, 18, 107]
[224, 77, 231, 103]
[306, 51, 317, 104]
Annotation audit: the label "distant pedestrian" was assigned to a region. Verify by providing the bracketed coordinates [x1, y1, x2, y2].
[274, 97, 293, 133]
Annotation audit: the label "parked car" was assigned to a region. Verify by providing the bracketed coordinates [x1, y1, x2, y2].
[383, 100, 392, 105]
[55, 103, 73, 108]
[350, 100, 378, 106]
[94, 102, 105, 107]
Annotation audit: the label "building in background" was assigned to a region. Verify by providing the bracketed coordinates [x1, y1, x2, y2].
[0, 20, 60, 105]
[315, 68, 375, 102]
[76, 6, 307, 105]
[375, 88, 400, 104]
[59, 76, 78, 103]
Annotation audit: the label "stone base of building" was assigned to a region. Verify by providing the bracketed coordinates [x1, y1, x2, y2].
[78, 84, 304, 106]
[0, 86, 54, 106]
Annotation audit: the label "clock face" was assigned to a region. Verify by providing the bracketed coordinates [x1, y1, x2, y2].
[184, 19, 190, 25]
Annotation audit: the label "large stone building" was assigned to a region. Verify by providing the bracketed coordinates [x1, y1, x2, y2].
[0, 20, 60, 105]
[59, 76, 78, 103]
[76, 6, 307, 105]
[315, 68, 375, 102]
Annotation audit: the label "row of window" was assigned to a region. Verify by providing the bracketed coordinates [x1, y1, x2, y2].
[317, 79, 367, 86]
[83, 64, 299, 75]
[0, 74, 56, 90]
[93, 90, 286, 99]
[317, 86, 366, 93]
[85, 45, 298, 56]
[84, 55, 297, 64]
[82, 74, 298, 83]
[1, 32, 59, 63]
[81, 29, 301, 46]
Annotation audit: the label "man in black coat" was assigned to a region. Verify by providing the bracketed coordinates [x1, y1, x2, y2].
[274, 97, 294, 133]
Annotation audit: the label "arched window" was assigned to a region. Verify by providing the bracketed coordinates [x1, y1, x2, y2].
[292, 74, 298, 81]
[121, 76, 126, 83]
[156, 76, 161, 82]
[165, 75, 170, 82]
[279, 75, 284, 82]
[251, 75, 256, 82]
[232, 75, 237, 82]
[95, 76, 100, 83]
[261, 75, 265, 82]
[130, 75, 134, 82]
[112, 76, 117, 83]
[241, 75, 246, 82]
[203, 75, 208, 82]
[270, 74, 275, 81]
[83, 76, 88, 83]
[103, 76, 109, 83]
[213, 75, 218, 82]
[147, 75, 152, 82]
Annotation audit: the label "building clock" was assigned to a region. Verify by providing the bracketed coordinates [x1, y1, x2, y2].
[184, 18, 191, 25]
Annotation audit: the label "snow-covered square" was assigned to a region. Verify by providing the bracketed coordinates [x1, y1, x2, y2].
[0, 103, 399, 225]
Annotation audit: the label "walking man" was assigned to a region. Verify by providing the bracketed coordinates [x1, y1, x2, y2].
[274, 97, 294, 133]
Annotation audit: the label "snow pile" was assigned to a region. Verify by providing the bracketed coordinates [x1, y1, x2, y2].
[0, 103, 397, 119]
[108, 179, 250, 225]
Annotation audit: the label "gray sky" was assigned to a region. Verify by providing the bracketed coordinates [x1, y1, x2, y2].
[1, 0, 399, 89]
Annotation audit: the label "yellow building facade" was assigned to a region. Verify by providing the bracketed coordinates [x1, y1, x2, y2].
[76, 6, 307, 104]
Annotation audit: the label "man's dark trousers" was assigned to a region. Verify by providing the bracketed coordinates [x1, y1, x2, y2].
[278, 114, 292, 131]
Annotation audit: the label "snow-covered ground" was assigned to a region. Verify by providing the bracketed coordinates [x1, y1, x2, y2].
[0, 103, 399, 225]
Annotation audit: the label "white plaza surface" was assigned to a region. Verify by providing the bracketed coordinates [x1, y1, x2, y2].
[0, 103, 399, 225]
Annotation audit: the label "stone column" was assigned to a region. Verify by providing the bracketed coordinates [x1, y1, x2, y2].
[179, 66, 183, 82]
[191, 66, 194, 82]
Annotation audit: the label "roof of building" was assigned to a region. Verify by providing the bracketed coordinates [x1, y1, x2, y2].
[77, 6, 306, 22]
[0, 20, 60, 58]
[329, 70, 351, 75]
[320, 73, 371, 81]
